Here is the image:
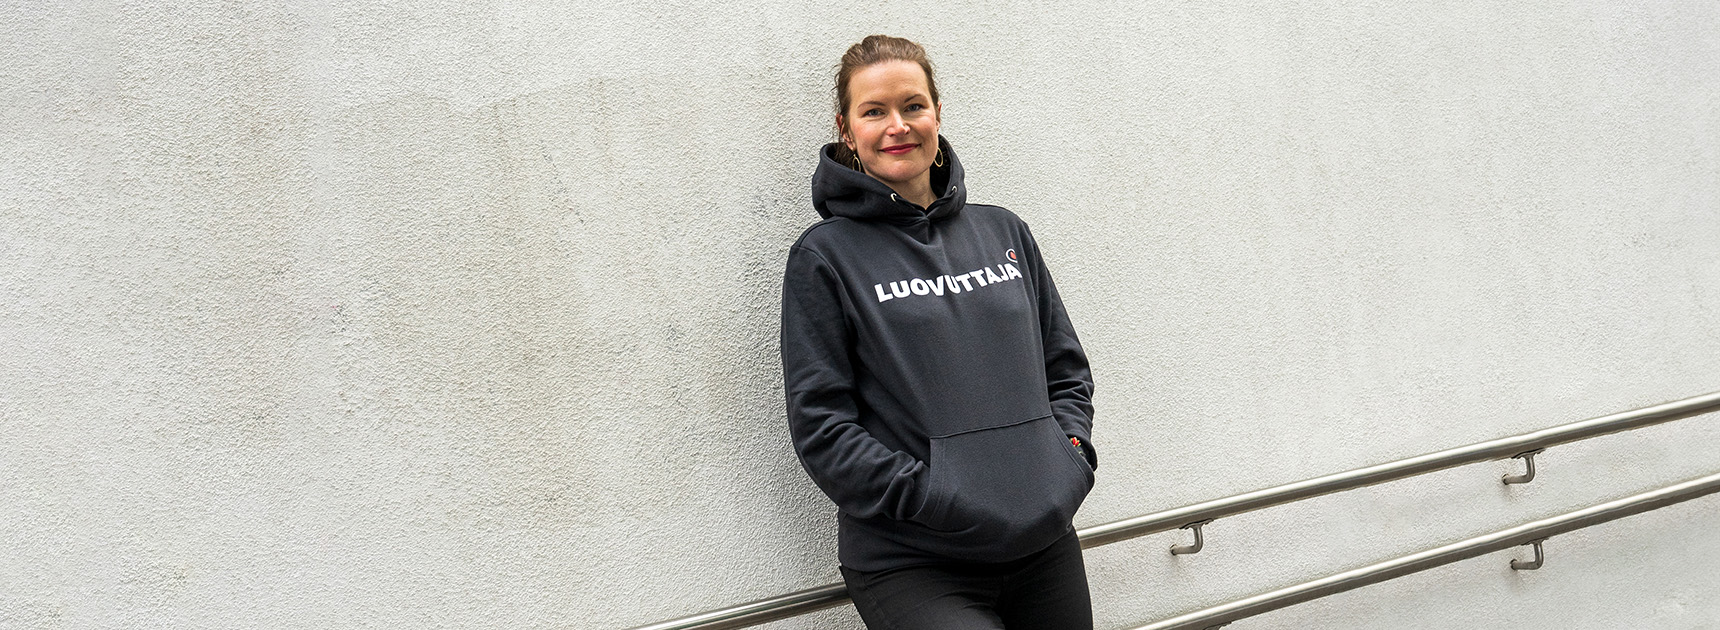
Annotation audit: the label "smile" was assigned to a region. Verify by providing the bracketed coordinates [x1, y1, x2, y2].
[880, 144, 919, 155]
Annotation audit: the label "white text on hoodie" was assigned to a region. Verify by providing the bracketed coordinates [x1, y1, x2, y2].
[874, 264, 1023, 303]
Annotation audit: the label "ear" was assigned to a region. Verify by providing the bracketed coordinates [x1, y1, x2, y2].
[835, 115, 850, 146]
[935, 102, 943, 123]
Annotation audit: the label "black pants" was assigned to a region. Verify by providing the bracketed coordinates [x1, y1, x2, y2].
[839, 530, 1093, 630]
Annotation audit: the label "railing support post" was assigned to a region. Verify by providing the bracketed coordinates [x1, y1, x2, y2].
[1510, 538, 1547, 570]
[1171, 519, 1214, 555]
[1503, 449, 1545, 485]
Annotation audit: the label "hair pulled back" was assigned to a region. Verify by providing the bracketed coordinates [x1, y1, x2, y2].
[832, 35, 940, 169]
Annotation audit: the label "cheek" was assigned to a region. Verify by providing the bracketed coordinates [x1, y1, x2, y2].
[854, 122, 881, 142]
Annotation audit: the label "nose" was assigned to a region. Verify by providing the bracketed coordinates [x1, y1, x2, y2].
[886, 112, 910, 136]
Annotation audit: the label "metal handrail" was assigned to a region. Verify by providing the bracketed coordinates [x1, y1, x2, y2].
[624, 584, 851, 630]
[1080, 390, 1720, 547]
[1130, 470, 1720, 630]
[625, 390, 1720, 630]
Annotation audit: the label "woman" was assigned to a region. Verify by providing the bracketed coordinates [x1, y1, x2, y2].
[781, 35, 1098, 630]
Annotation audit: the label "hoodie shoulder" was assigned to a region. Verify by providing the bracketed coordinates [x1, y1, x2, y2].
[961, 203, 1032, 231]
[789, 216, 858, 254]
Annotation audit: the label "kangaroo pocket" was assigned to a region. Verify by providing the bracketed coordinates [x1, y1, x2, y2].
[913, 415, 1095, 546]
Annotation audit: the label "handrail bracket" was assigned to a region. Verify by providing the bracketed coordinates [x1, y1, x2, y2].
[1503, 448, 1546, 485]
[1510, 538, 1547, 570]
[1171, 519, 1215, 555]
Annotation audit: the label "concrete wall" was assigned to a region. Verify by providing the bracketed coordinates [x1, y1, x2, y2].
[3, 1, 1718, 628]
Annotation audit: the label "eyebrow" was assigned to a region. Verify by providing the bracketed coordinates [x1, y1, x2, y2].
[857, 95, 927, 108]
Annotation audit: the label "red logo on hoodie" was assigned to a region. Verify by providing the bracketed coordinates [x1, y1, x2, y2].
[1006, 248, 1018, 262]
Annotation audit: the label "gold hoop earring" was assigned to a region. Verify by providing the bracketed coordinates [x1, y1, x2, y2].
[934, 147, 945, 168]
[848, 151, 865, 173]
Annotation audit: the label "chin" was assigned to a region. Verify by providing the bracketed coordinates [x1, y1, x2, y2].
[869, 161, 931, 184]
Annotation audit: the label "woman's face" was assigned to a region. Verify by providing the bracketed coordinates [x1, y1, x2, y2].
[840, 60, 942, 189]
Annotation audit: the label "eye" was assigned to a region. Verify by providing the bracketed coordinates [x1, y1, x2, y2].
[863, 108, 884, 117]
[906, 103, 926, 111]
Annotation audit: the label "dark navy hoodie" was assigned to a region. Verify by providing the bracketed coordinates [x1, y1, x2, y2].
[781, 137, 1097, 571]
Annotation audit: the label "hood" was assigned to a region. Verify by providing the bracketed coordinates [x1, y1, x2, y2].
[811, 135, 967, 224]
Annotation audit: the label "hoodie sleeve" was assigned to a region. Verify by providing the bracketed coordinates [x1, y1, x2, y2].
[781, 244, 930, 520]
[1023, 226, 1098, 470]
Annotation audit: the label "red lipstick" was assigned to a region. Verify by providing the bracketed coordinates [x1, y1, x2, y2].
[880, 143, 918, 155]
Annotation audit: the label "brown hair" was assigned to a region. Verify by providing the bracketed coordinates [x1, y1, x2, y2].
[832, 35, 940, 169]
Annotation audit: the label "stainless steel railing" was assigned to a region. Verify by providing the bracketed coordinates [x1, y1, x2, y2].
[1080, 389, 1720, 548]
[625, 390, 1720, 630]
[1131, 470, 1720, 630]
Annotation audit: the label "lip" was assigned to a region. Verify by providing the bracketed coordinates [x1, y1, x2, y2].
[879, 143, 919, 155]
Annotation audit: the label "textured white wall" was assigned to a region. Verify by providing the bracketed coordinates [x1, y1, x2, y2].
[3, 1, 1718, 629]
